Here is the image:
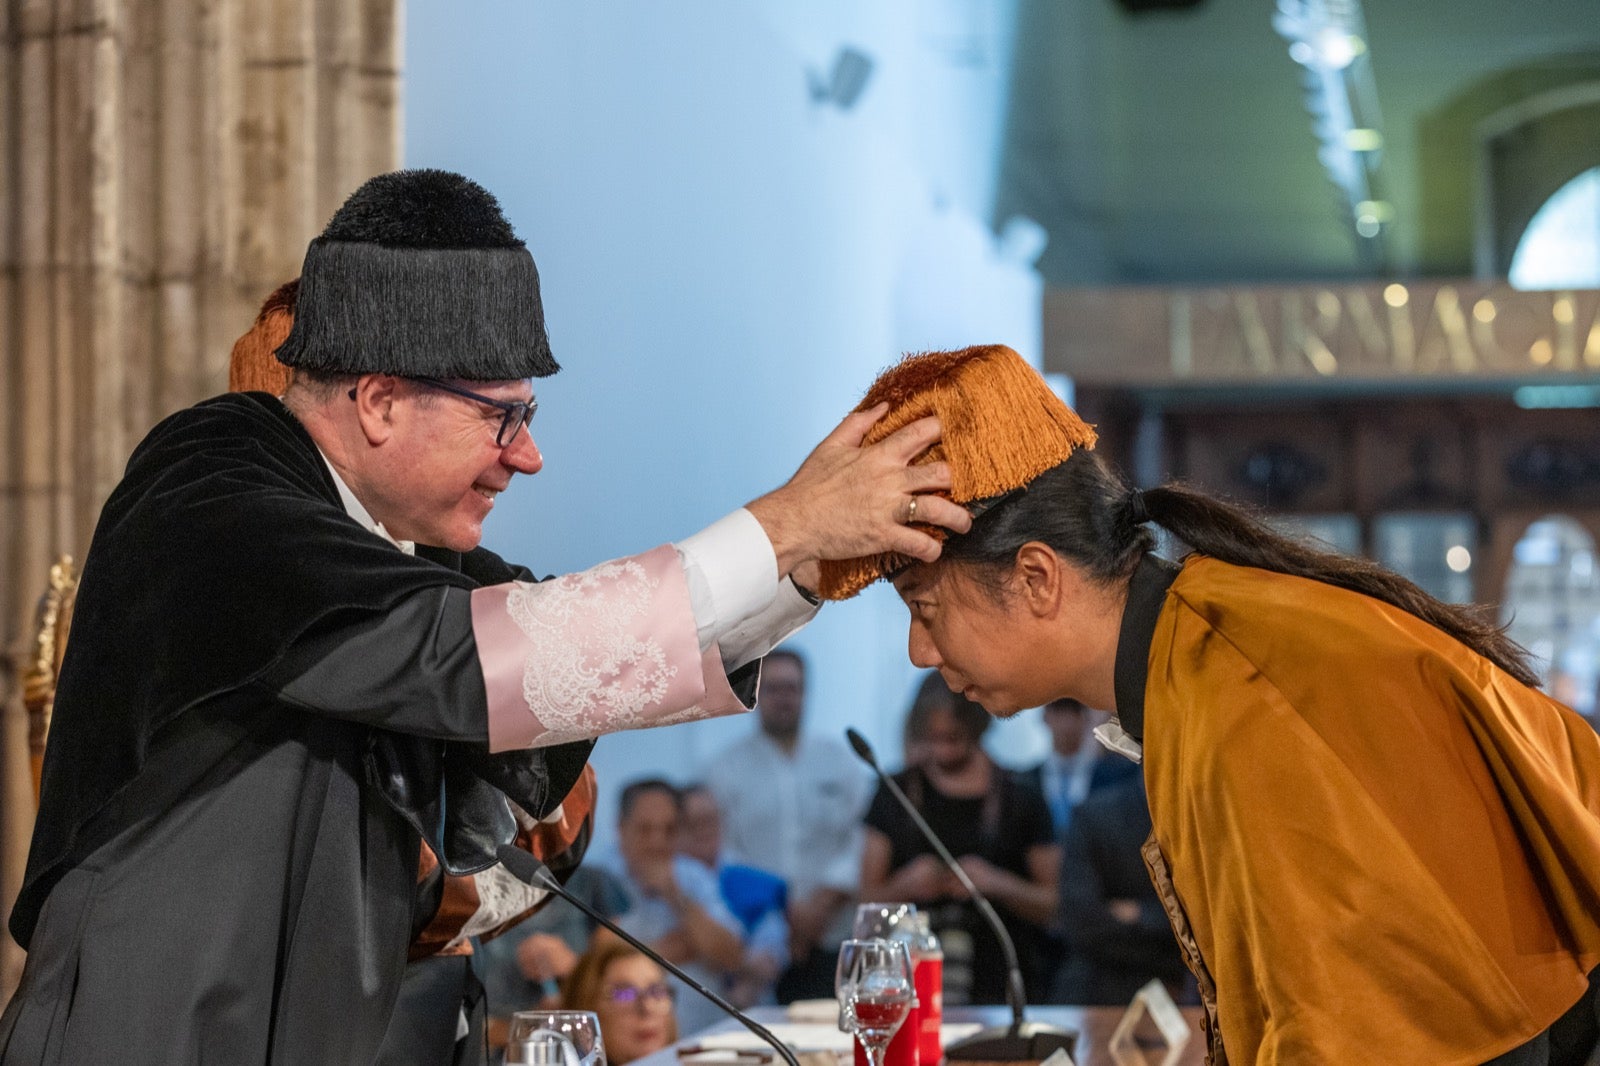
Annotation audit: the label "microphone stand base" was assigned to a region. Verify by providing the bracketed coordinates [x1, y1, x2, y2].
[943, 1021, 1078, 1062]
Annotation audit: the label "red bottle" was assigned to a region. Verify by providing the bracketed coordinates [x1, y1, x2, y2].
[849, 904, 921, 1066]
[910, 913, 944, 1066]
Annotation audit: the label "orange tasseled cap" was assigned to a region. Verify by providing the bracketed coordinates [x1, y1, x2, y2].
[227, 279, 299, 395]
[815, 344, 1097, 600]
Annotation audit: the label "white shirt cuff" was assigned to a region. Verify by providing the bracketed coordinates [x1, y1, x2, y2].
[676, 508, 781, 653]
[718, 578, 820, 671]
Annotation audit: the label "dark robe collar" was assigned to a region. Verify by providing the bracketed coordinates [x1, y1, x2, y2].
[1111, 553, 1181, 742]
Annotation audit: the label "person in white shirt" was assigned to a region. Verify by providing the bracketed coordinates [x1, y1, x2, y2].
[703, 649, 873, 1001]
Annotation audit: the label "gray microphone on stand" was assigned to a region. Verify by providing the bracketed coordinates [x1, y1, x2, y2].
[495, 845, 803, 1066]
[845, 728, 1077, 1062]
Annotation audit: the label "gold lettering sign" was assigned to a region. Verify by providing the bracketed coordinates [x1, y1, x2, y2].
[1044, 282, 1600, 386]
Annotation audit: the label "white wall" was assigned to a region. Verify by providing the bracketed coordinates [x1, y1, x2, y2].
[405, 0, 1050, 848]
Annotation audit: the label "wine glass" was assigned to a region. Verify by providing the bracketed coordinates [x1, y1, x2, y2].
[835, 938, 916, 1066]
[849, 904, 920, 1036]
[507, 1010, 606, 1066]
[852, 901, 917, 940]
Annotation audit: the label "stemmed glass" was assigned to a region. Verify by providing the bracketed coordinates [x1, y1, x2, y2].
[506, 1010, 606, 1066]
[852, 902, 917, 941]
[835, 938, 916, 1066]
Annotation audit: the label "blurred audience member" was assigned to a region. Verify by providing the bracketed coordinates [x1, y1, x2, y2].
[902, 700, 932, 771]
[595, 779, 744, 1035]
[680, 784, 791, 1008]
[1020, 697, 1139, 987]
[1054, 775, 1193, 1007]
[862, 674, 1059, 1005]
[704, 648, 872, 1001]
[1021, 698, 1139, 842]
[478, 864, 633, 1044]
[563, 941, 679, 1065]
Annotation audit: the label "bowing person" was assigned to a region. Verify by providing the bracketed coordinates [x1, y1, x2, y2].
[813, 345, 1600, 1066]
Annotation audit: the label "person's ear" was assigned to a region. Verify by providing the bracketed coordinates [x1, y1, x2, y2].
[351, 375, 400, 445]
[1013, 542, 1064, 618]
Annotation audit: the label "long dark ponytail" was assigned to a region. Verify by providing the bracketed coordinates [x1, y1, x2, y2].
[943, 449, 1540, 687]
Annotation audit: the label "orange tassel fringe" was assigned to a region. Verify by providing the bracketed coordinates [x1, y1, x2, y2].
[816, 345, 1097, 601]
[227, 279, 299, 395]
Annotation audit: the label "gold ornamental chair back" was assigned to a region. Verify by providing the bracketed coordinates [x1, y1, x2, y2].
[22, 555, 78, 804]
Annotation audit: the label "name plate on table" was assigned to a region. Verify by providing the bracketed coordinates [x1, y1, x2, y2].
[1107, 980, 1190, 1066]
[678, 1021, 857, 1065]
[1039, 1046, 1077, 1066]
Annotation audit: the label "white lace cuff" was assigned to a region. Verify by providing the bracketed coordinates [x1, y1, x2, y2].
[473, 544, 749, 751]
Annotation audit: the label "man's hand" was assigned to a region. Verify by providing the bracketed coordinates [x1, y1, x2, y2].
[516, 932, 579, 983]
[727, 953, 784, 1009]
[895, 854, 952, 900]
[786, 892, 836, 958]
[954, 855, 1006, 897]
[746, 404, 973, 578]
[654, 928, 695, 965]
[1108, 899, 1142, 924]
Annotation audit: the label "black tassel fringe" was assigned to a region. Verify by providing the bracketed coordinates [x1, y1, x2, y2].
[276, 239, 560, 379]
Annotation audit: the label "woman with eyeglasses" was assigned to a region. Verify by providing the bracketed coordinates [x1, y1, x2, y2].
[563, 941, 680, 1065]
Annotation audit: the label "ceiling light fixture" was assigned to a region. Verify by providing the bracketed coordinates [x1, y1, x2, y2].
[1274, 0, 1391, 272]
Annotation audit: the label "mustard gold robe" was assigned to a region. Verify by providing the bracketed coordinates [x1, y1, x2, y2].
[1119, 555, 1600, 1065]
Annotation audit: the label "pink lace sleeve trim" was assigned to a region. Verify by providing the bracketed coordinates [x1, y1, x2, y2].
[472, 544, 748, 751]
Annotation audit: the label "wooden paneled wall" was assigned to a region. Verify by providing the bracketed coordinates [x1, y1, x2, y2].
[1080, 390, 1600, 610]
[1, 0, 400, 1001]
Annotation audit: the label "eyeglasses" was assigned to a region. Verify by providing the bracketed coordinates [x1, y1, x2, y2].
[602, 982, 676, 1009]
[411, 376, 538, 447]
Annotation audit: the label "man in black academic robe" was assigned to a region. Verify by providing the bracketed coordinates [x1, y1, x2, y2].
[0, 169, 969, 1065]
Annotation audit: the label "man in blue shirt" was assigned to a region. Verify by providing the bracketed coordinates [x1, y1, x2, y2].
[680, 784, 790, 1008]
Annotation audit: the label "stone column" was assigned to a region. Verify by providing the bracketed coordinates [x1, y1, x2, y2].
[1, 0, 400, 1001]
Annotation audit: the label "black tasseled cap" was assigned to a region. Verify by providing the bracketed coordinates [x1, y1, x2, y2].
[276, 169, 559, 380]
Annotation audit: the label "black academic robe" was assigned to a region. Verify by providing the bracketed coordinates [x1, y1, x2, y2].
[1, 393, 591, 1065]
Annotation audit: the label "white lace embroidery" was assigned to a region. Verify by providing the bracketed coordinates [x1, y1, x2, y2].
[647, 703, 714, 729]
[505, 561, 680, 745]
[447, 864, 548, 950]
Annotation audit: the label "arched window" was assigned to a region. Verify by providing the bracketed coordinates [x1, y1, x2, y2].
[1374, 512, 1477, 606]
[1509, 167, 1600, 291]
[1501, 516, 1600, 716]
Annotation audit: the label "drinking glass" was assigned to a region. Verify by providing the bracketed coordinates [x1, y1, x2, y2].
[506, 1010, 606, 1066]
[851, 902, 917, 940]
[835, 938, 916, 1066]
